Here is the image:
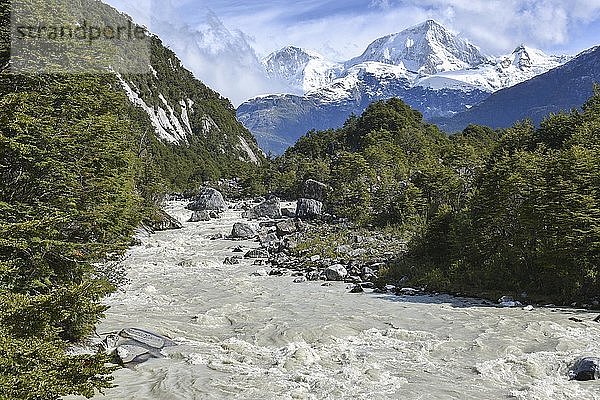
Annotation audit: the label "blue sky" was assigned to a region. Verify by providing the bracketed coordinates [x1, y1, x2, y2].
[116, 0, 600, 59]
[104, 0, 600, 104]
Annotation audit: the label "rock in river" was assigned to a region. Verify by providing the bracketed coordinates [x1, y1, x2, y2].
[186, 187, 226, 212]
[349, 284, 364, 293]
[102, 328, 175, 365]
[231, 222, 256, 239]
[245, 249, 269, 259]
[243, 198, 281, 219]
[144, 210, 183, 232]
[569, 357, 600, 381]
[188, 210, 211, 222]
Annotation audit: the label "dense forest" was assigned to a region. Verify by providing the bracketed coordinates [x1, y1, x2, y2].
[250, 90, 600, 304]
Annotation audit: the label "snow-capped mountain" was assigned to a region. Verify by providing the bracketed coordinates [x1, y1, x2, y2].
[346, 20, 487, 75]
[437, 46, 600, 132]
[263, 46, 342, 94]
[308, 62, 415, 102]
[238, 20, 571, 154]
[417, 45, 571, 92]
[238, 61, 488, 154]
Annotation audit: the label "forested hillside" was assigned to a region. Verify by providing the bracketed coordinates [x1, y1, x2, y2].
[0, 0, 264, 398]
[252, 90, 600, 304]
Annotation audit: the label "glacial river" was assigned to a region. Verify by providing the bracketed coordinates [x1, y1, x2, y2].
[84, 201, 599, 400]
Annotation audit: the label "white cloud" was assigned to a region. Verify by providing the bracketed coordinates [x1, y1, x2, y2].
[104, 0, 290, 105]
[103, 0, 600, 104]
[217, 0, 600, 58]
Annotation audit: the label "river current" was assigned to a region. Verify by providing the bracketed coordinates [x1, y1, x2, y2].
[81, 201, 599, 400]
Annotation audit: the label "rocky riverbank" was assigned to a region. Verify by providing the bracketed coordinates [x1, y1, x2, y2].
[182, 187, 599, 311]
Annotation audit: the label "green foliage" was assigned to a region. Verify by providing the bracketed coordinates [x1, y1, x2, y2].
[0, 72, 145, 398]
[394, 90, 600, 303]
[267, 93, 600, 305]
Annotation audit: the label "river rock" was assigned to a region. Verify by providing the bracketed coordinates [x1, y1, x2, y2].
[296, 198, 323, 220]
[259, 232, 279, 246]
[293, 276, 307, 283]
[231, 223, 256, 239]
[324, 264, 348, 281]
[498, 296, 522, 308]
[245, 249, 269, 259]
[307, 271, 321, 281]
[269, 269, 284, 276]
[345, 276, 362, 284]
[276, 220, 297, 237]
[243, 198, 281, 219]
[349, 284, 364, 293]
[102, 328, 175, 365]
[361, 267, 377, 281]
[251, 269, 269, 277]
[186, 187, 226, 212]
[302, 179, 329, 202]
[145, 210, 183, 232]
[396, 287, 421, 296]
[188, 210, 211, 222]
[569, 357, 600, 381]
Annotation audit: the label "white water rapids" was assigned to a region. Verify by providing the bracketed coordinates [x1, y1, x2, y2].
[80, 201, 599, 400]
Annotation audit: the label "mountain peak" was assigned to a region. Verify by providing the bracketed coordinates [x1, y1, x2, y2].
[513, 43, 527, 52]
[263, 46, 340, 94]
[346, 20, 487, 75]
[264, 46, 323, 63]
[499, 44, 568, 70]
[412, 19, 445, 31]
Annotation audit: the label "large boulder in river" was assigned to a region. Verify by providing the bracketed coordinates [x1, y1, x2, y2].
[186, 188, 226, 212]
[231, 222, 256, 239]
[569, 357, 600, 381]
[324, 264, 348, 281]
[302, 179, 329, 202]
[296, 198, 323, 220]
[244, 249, 269, 259]
[243, 198, 281, 219]
[145, 210, 182, 232]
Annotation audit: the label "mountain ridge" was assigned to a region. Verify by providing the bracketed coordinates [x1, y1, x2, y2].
[436, 45, 600, 132]
[239, 20, 570, 154]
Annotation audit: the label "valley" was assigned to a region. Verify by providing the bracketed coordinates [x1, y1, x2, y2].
[1, 1, 600, 399]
